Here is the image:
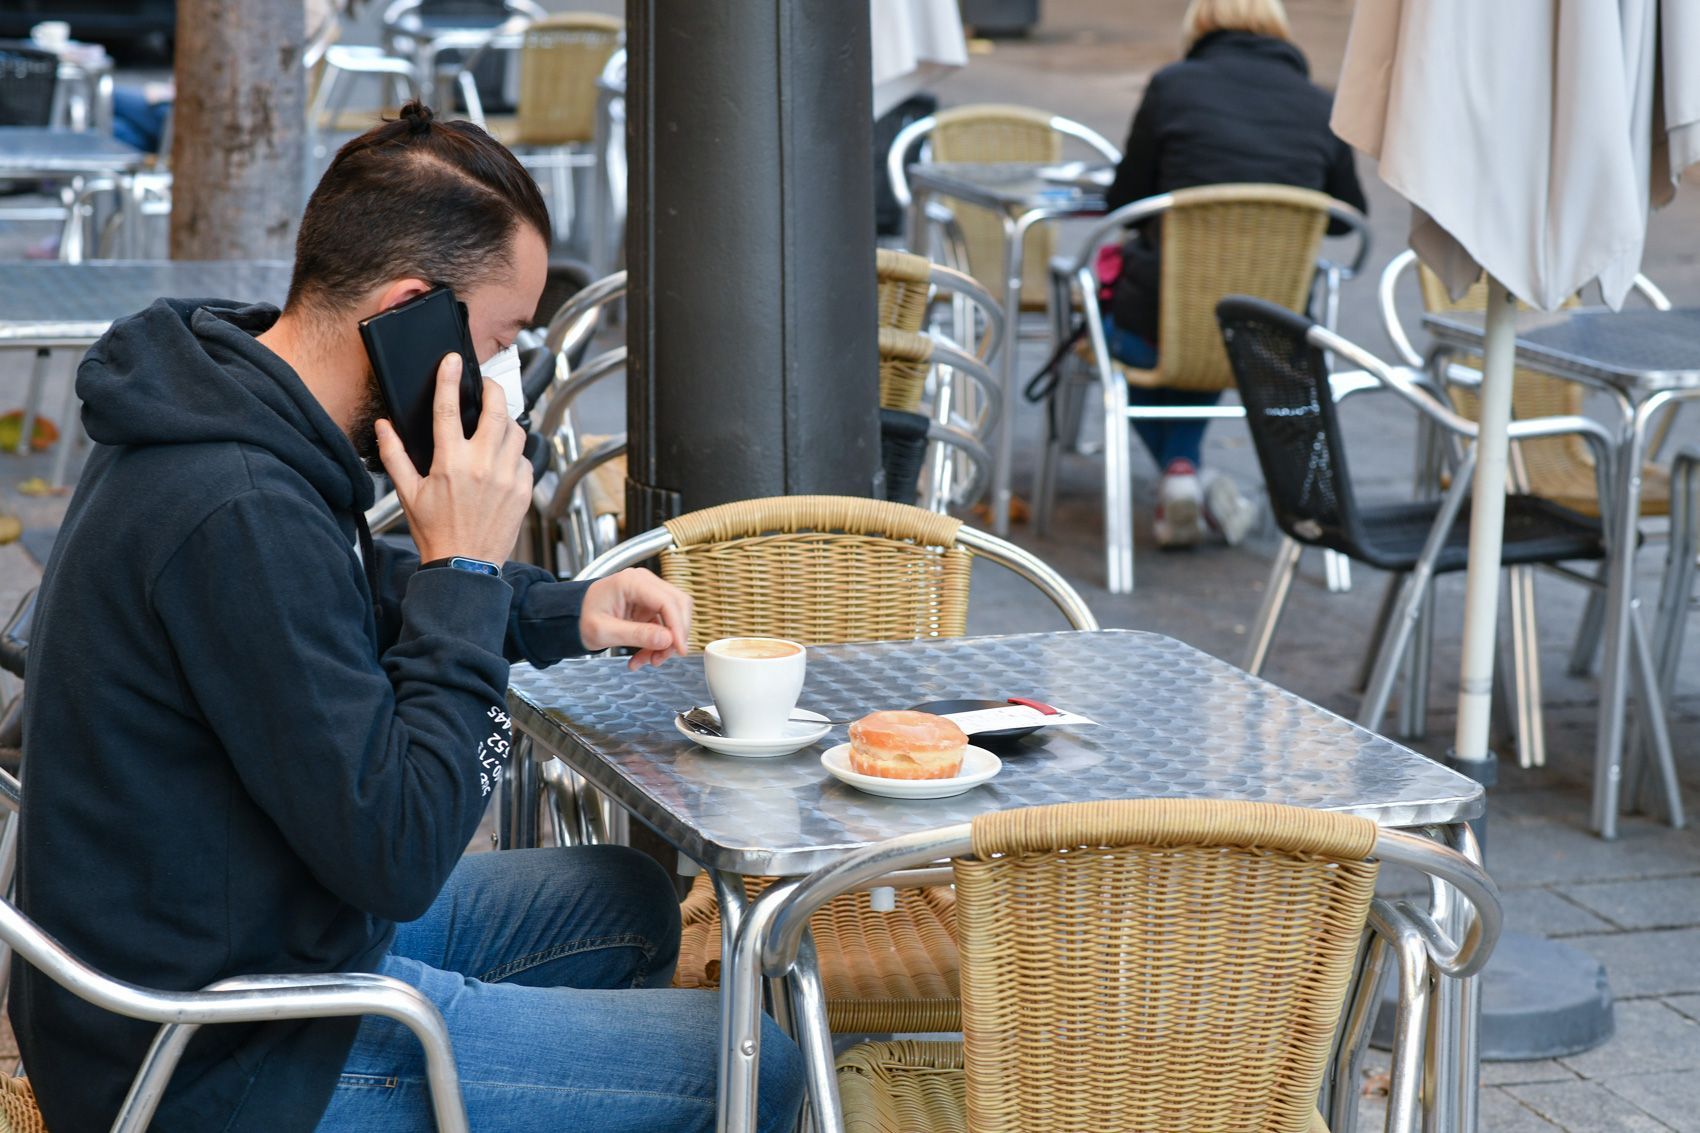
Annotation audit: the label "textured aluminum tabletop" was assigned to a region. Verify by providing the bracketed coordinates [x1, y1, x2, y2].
[906, 161, 1109, 214]
[0, 127, 143, 174]
[509, 630, 1483, 875]
[0, 261, 293, 344]
[1424, 307, 1700, 394]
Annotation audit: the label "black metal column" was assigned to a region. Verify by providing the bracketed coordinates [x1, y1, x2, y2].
[626, 0, 880, 530]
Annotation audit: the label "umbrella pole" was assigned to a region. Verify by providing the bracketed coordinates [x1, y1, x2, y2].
[1454, 277, 1519, 764]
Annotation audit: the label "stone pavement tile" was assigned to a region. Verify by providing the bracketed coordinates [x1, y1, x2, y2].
[1559, 929, 1700, 998]
[1604, 1072, 1700, 1132]
[1485, 815, 1700, 888]
[1479, 1085, 1567, 1131]
[1482, 1058, 1583, 1087]
[1559, 1000, 1700, 1079]
[1560, 878, 1700, 931]
[1499, 887, 1616, 937]
[1504, 1078, 1676, 1132]
[1666, 994, 1700, 1023]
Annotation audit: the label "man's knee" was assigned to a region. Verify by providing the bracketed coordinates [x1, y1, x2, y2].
[581, 844, 682, 973]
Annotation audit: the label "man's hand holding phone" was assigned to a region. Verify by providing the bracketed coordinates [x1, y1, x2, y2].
[377, 353, 693, 665]
[376, 352, 532, 565]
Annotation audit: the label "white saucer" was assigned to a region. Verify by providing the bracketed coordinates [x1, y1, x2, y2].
[819, 743, 1001, 799]
[675, 706, 833, 758]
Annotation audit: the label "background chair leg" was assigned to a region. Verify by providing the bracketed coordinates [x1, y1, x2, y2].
[1508, 566, 1546, 768]
[1396, 583, 1436, 740]
[1567, 568, 1608, 677]
[1354, 576, 1402, 694]
[1358, 571, 1432, 734]
[1243, 537, 1301, 675]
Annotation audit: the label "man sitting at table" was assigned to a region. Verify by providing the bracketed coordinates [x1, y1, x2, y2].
[11, 101, 802, 1132]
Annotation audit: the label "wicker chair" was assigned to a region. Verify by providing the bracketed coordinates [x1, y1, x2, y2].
[750, 799, 1501, 1133]
[455, 13, 622, 242]
[886, 104, 1121, 311]
[574, 495, 1097, 1037]
[1034, 183, 1370, 594]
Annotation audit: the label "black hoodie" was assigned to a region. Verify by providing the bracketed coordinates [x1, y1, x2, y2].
[12, 299, 592, 1130]
[1102, 30, 1369, 340]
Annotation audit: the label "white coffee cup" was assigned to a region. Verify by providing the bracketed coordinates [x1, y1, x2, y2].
[703, 637, 806, 740]
[30, 21, 70, 50]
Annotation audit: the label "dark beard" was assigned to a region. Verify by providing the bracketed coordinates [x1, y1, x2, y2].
[349, 366, 387, 474]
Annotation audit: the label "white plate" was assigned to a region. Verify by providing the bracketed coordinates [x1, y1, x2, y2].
[820, 743, 1002, 799]
[674, 706, 833, 758]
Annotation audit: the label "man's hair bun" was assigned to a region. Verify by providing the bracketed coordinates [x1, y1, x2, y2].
[397, 100, 434, 135]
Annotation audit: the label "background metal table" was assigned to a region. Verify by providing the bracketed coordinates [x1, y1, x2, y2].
[0, 261, 294, 486]
[904, 162, 1107, 536]
[511, 629, 1485, 1133]
[0, 127, 143, 177]
[1425, 308, 1700, 838]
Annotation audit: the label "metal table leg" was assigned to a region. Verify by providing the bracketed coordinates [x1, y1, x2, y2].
[719, 878, 799, 1133]
[1593, 393, 1668, 838]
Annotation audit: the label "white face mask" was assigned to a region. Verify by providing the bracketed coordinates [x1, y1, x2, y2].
[481, 344, 524, 419]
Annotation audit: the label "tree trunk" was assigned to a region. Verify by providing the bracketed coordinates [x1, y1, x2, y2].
[170, 0, 308, 260]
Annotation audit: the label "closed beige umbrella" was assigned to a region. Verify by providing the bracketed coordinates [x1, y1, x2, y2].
[1331, 4, 1699, 1126]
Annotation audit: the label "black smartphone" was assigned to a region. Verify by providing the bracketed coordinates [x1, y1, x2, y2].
[358, 286, 482, 476]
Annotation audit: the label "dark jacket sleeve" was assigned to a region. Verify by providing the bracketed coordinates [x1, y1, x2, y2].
[1105, 77, 1163, 213]
[152, 491, 512, 922]
[369, 538, 591, 665]
[1324, 136, 1368, 234]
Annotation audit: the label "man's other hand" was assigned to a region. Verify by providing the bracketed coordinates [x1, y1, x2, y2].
[581, 568, 693, 669]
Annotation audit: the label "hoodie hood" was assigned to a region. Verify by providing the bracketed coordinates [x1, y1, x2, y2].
[77, 298, 375, 512]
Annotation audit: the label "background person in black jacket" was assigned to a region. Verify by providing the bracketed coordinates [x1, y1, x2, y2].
[1101, 0, 1368, 548]
[12, 102, 802, 1132]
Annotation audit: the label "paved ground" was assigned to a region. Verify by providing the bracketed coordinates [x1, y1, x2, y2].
[2, 1, 1700, 1127]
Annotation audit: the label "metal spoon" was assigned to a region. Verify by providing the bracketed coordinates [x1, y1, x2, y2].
[677, 707, 842, 738]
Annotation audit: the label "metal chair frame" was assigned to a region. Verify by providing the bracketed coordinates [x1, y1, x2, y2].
[886, 109, 1121, 340]
[1230, 311, 1682, 826]
[747, 811, 1501, 1133]
[1035, 188, 1371, 595]
[1375, 250, 1675, 765]
[0, 770, 467, 1132]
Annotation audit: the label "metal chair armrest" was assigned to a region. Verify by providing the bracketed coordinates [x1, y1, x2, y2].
[1374, 829, 1503, 979]
[573, 525, 675, 581]
[115, 972, 467, 1133]
[0, 588, 33, 680]
[1378, 249, 1424, 367]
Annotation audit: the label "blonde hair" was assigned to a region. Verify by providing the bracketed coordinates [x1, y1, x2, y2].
[1182, 0, 1292, 49]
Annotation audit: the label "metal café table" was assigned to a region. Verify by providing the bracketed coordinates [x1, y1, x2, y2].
[1424, 307, 1700, 839]
[508, 629, 1487, 1133]
[0, 126, 143, 179]
[904, 162, 1108, 536]
[0, 260, 294, 486]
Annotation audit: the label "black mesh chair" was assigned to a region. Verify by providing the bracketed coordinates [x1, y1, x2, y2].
[0, 40, 57, 127]
[1213, 298, 1680, 805]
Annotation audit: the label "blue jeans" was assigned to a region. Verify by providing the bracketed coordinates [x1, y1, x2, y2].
[112, 88, 170, 154]
[1101, 314, 1221, 469]
[315, 846, 804, 1132]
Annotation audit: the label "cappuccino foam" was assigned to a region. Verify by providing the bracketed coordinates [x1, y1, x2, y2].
[714, 638, 801, 660]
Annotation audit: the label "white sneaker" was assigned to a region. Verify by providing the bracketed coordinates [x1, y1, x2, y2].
[1154, 460, 1203, 548]
[1205, 474, 1259, 546]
